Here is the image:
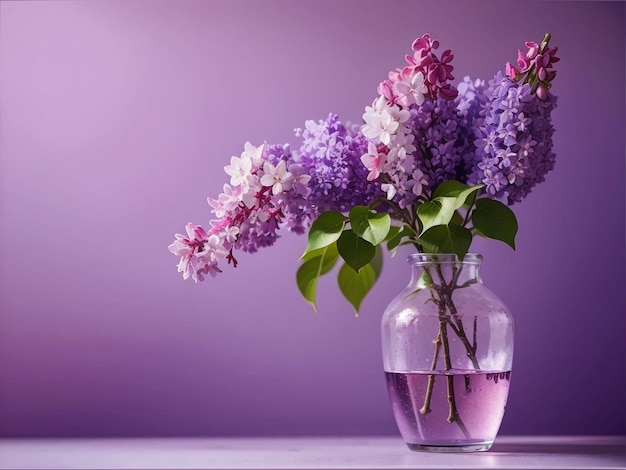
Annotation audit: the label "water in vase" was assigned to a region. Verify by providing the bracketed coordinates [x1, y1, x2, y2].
[385, 370, 511, 451]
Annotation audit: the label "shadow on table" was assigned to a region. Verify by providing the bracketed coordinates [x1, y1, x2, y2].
[489, 438, 626, 456]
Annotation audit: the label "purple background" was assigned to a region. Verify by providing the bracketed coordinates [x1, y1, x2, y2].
[0, 0, 624, 438]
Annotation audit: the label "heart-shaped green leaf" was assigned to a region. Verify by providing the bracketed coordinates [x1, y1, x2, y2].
[302, 211, 347, 257]
[349, 206, 391, 246]
[472, 198, 518, 250]
[385, 225, 413, 251]
[418, 182, 484, 234]
[336, 229, 375, 273]
[338, 246, 383, 314]
[417, 197, 459, 233]
[419, 224, 472, 260]
[434, 180, 484, 200]
[296, 243, 339, 311]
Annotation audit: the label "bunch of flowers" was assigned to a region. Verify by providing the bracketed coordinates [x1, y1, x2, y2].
[169, 33, 558, 311]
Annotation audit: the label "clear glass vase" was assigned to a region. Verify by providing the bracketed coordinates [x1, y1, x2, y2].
[381, 253, 514, 453]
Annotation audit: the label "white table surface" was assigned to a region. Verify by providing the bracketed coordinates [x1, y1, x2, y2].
[0, 435, 624, 469]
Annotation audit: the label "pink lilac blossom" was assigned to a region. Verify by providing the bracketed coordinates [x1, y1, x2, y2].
[505, 37, 559, 100]
[168, 223, 228, 282]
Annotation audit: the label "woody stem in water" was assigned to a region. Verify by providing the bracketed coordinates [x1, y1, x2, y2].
[419, 265, 480, 438]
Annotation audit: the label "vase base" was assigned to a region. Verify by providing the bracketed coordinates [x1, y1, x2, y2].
[406, 441, 493, 453]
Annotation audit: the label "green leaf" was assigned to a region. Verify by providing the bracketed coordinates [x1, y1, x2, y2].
[349, 206, 391, 246]
[296, 244, 340, 311]
[384, 225, 402, 242]
[336, 229, 375, 273]
[338, 246, 383, 314]
[452, 183, 484, 211]
[451, 210, 464, 226]
[433, 181, 484, 201]
[419, 224, 473, 260]
[302, 211, 347, 257]
[433, 180, 473, 198]
[472, 198, 518, 250]
[417, 197, 459, 233]
[300, 243, 340, 268]
[386, 225, 413, 251]
[418, 183, 484, 234]
[296, 259, 321, 311]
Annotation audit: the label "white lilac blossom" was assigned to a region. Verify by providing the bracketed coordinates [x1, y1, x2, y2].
[260, 160, 294, 196]
[170, 33, 558, 284]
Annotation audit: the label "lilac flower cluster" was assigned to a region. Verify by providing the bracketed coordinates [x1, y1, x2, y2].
[360, 33, 461, 209]
[466, 72, 557, 204]
[168, 141, 310, 281]
[168, 115, 381, 281]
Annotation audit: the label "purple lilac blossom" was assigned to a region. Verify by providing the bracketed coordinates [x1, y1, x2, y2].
[408, 97, 473, 191]
[466, 71, 557, 204]
[455, 76, 488, 178]
[266, 143, 313, 235]
[295, 113, 382, 216]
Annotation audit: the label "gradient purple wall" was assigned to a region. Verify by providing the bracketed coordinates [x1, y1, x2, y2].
[0, 0, 624, 437]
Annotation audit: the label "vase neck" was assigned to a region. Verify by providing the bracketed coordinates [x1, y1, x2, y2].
[408, 253, 482, 288]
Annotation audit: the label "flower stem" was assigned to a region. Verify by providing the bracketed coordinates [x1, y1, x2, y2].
[439, 315, 471, 439]
[439, 265, 480, 369]
[445, 301, 480, 369]
[419, 331, 441, 415]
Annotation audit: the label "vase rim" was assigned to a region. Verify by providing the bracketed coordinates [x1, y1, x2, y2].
[407, 253, 483, 264]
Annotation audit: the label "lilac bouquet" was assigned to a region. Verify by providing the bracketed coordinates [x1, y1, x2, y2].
[169, 33, 558, 312]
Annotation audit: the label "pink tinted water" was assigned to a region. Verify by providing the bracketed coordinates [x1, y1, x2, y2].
[385, 371, 511, 447]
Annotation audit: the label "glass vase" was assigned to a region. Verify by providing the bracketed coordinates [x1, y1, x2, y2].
[381, 253, 513, 453]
